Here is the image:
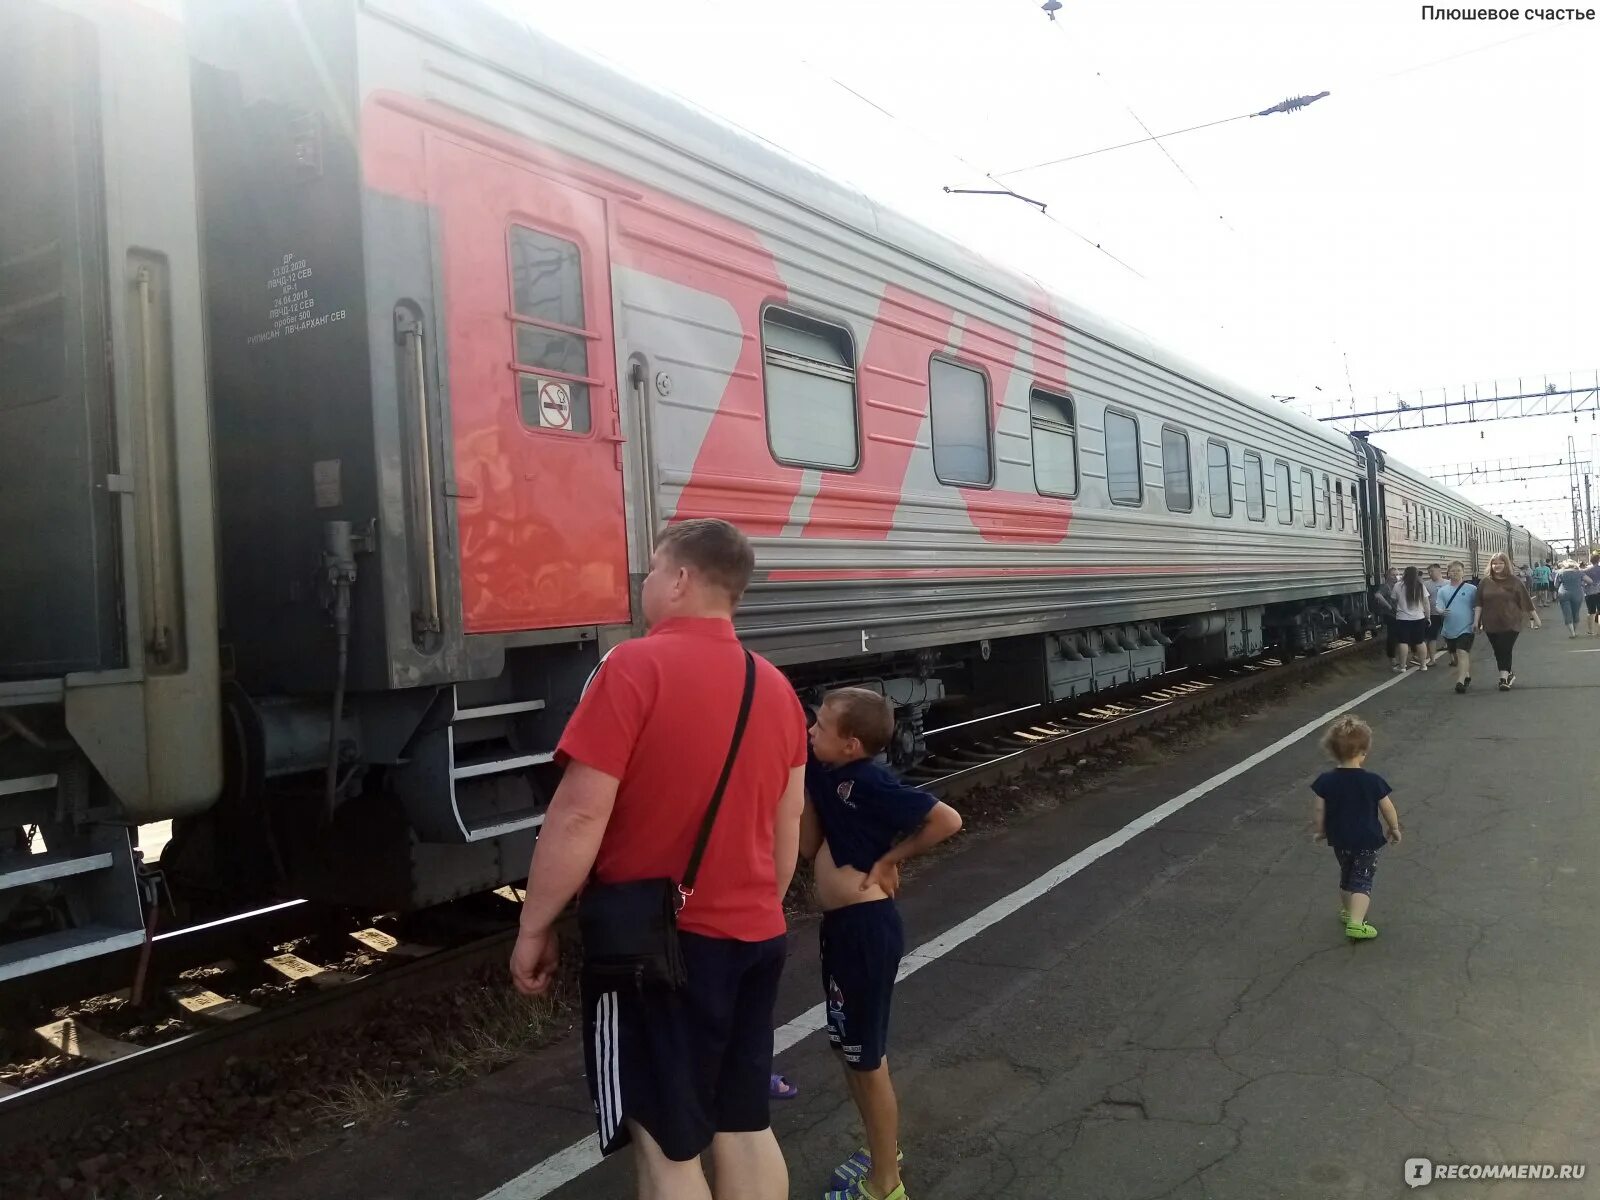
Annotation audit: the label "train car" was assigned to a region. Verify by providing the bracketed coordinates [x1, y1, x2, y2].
[0, 0, 1546, 981]
[1364, 452, 1547, 577]
[0, 0, 220, 978]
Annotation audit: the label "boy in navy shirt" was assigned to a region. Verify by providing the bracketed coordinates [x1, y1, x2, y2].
[1311, 715, 1402, 940]
[802, 688, 963, 1200]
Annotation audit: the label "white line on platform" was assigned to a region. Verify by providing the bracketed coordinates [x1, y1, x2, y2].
[481, 662, 1413, 1200]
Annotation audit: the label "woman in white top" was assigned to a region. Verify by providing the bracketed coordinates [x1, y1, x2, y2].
[1391, 566, 1431, 672]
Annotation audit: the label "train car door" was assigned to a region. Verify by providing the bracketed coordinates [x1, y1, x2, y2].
[425, 136, 629, 633]
[1377, 484, 1390, 570]
[0, 5, 122, 677]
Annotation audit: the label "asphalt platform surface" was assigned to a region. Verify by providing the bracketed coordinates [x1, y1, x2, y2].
[227, 625, 1600, 1200]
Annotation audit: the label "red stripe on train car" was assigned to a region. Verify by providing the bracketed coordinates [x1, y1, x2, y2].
[801, 284, 954, 540]
[954, 310, 1072, 545]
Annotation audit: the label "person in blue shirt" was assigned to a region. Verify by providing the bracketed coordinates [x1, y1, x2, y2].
[1532, 560, 1553, 608]
[802, 688, 963, 1200]
[1433, 560, 1478, 693]
[1311, 715, 1402, 940]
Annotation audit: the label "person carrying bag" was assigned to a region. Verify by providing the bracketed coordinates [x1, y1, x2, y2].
[577, 651, 755, 989]
[509, 519, 806, 1200]
[1434, 561, 1477, 693]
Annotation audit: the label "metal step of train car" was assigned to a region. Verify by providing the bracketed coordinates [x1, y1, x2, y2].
[0, 769, 145, 983]
[390, 684, 557, 844]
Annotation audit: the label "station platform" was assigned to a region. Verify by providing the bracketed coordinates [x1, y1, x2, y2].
[227, 624, 1600, 1200]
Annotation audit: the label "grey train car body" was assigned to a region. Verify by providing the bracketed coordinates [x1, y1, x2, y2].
[0, 0, 1550, 979]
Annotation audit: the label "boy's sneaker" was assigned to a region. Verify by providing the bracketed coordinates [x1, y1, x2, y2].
[828, 1148, 905, 1193]
[1345, 922, 1378, 940]
[824, 1182, 908, 1200]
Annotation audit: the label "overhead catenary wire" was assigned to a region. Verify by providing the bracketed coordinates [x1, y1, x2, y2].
[1031, 9, 1239, 233]
[998, 23, 1540, 180]
[690, 0, 1148, 278]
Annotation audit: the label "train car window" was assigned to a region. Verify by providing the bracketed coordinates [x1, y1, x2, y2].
[1029, 389, 1078, 497]
[761, 308, 859, 470]
[1336, 481, 1345, 531]
[1105, 409, 1143, 505]
[1207, 440, 1232, 517]
[1300, 467, 1316, 528]
[1322, 474, 1332, 529]
[1244, 452, 1265, 521]
[1275, 461, 1294, 524]
[1162, 425, 1192, 512]
[929, 356, 993, 486]
[510, 225, 593, 433]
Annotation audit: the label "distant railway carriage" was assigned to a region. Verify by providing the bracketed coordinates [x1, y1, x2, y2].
[0, 0, 1549, 981]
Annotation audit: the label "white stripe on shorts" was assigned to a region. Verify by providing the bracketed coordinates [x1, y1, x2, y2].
[604, 991, 620, 1144]
[593, 993, 613, 1145]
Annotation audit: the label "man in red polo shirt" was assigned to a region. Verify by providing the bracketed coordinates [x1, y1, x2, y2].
[511, 518, 806, 1200]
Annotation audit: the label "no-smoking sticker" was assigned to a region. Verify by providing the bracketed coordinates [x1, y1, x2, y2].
[537, 380, 572, 429]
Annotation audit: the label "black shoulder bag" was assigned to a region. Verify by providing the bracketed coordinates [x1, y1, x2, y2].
[576, 650, 756, 991]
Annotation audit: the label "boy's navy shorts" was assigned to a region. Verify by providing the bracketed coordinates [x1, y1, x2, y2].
[581, 930, 785, 1162]
[820, 898, 904, 1071]
[1333, 846, 1380, 895]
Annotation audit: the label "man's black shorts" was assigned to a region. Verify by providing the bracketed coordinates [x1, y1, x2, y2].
[581, 931, 785, 1162]
[1586, 594, 1600, 616]
[821, 898, 904, 1072]
[1445, 631, 1475, 652]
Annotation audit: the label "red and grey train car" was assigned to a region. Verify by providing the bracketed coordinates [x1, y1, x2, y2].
[0, 0, 1548, 981]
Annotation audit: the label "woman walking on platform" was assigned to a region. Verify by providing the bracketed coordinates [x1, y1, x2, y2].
[1584, 555, 1600, 636]
[1392, 566, 1431, 672]
[1475, 551, 1541, 690]
[1434, 562, 1477, 693]
[1556, 559, 1586, 637]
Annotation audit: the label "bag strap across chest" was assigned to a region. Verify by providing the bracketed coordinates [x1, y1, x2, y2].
[680, 649, 757, 902]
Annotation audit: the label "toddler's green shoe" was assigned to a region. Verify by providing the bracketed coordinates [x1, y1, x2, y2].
[1345, 922, 1378, 940]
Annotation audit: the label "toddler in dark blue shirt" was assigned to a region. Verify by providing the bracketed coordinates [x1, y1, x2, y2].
[1311, 715, 1402, 940]
[802, 688, 963, 1200]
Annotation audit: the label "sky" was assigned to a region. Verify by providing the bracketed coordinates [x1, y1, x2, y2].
[502, 0, 1599, 543]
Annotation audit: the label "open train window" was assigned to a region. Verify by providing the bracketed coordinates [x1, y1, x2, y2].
[1322, 474, 1332, 529]
[510, 225, 593, 434]
[761, 307, 859, 470]
[1336, 481, 1345, 531]
[1275, 461, 1293, 524]
[1243, 452, 1265, 521]
[929, 356, 992, 486]
[1162, 425, 1192, 512]
[1030, 388, 1078, 497]
[1105, 409, 1143, 505]
[1300, 467, 1316, 528]
[1207, 440, 1232, 517]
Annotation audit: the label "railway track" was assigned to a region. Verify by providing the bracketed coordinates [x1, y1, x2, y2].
[919, 636, 1370, 799]
[0, 635, 1373, 1151]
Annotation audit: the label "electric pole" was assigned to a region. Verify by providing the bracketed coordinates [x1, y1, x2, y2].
[1586, 475, 1594, 554]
